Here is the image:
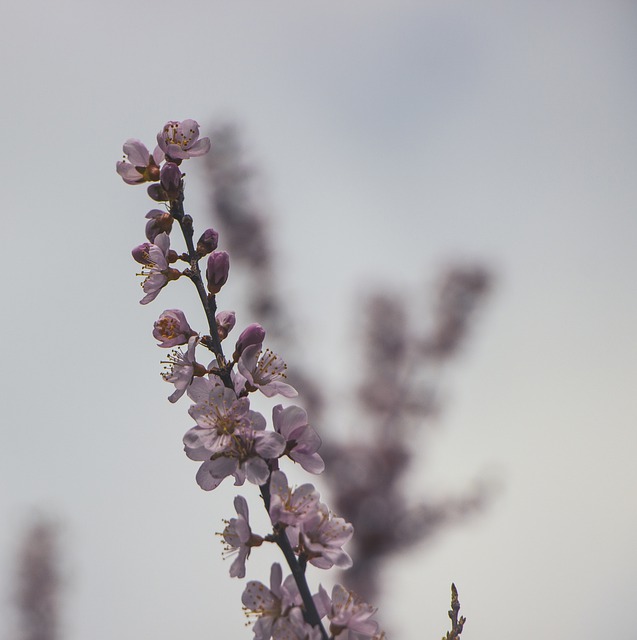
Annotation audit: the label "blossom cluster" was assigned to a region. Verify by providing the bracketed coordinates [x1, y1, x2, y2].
[118, 120, 384, 640]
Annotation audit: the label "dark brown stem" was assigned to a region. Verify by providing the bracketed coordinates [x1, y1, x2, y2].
[169, 189, 232, 388]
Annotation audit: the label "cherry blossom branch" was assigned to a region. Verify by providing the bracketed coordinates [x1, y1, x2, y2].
[119, 120, 382, 640]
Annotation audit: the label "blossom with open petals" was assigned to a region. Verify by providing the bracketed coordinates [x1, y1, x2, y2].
[272, 405, 324, 474]
[185, 376, 256, 455]
[242, 564, 304, 640]
[300, 504, 353, 570]
[237, 345, 297, 398]
[269, 471, 320, 528]
[116, 139, 163, 184]
[153, 309, 197, 348]
[161, 336, 205, 403]
[134, 233, 180, 305]
[189, 426, 285, 490]
[157, 119, 210, 161]
[222, 495, 262, 579]
[327, 585, 378, 638]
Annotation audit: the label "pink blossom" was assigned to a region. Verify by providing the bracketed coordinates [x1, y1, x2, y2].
[268, 471, 320, 528]
[191, 427, 284, 489]
[272, 404, 324, 474]
[116, 138, 163, 184]
[273, 608, 323, 640]
[183, 381, 285, 490]
[135, 233, 180, 305]
[185, 377, 257, 454]
[161, 336, 203, 403]
[153, 309, 197, 348]
[300, 504, 353, 570]
[156, 119, 210, 161]
[222, 495, 262, 579]
[327, 585, 378, 638]
[237, 345, 297, 398]
[241, 564, 304, 640]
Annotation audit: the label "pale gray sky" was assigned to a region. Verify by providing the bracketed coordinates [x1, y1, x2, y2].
[2, 1, 636, 639]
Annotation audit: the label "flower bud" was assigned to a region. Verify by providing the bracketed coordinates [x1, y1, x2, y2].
[145, 209, 174, 242]
[147, 183, 168, 202]
[233, 323, 265, 360]
[206, 251, 230, 294]
[196, 228, 219, 257]
[160, 162, 182, 200]
[132, 242, 153, 265]
[215, 310, 236, 341]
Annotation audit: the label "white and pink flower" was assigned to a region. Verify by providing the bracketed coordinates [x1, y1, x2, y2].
[222, 495, 262, 579]
[116, 138, 163, 184]
[237, 345, 297, 398]
[272, 404, 324, 474]
[157, 119, 210, 161]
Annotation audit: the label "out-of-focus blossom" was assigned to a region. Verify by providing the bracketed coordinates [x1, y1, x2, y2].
[157, 119, 211, 161]
[222, 495, 262, 579]
[197, 228, 219, 256]
[215, 310, 236, 341]
[159, 162, 182, 199]
[116, 138, 163, 184]
[237, 346, 297, 398]
[206, 251, 230, 294]
[233, 323, 266, 360]
[144, 209, 173, 242]
[327, 585, 378, 638]
[300, 504, 353, 570]
[153, 309, 197, 348]
[161, 336, 204, 403]
[268, 470, 320, 528]
[272, 404, 324, 474]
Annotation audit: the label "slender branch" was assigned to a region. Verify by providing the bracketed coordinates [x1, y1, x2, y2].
[169, 190, 232, 387]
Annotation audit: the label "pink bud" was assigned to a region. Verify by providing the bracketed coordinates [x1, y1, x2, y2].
[233, 323, 265, 360]
[206, 251, 230, 294]
[145, 209, 174, 242]
[215, 310, 236, 340]
[197, 228, 219, 256]
[160, 162, 182, 199]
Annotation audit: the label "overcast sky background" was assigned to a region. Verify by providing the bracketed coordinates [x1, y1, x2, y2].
[2, 1, 636, 639]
